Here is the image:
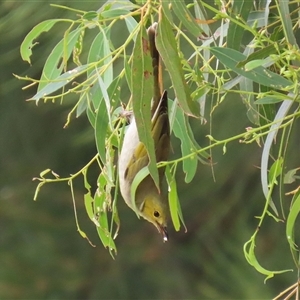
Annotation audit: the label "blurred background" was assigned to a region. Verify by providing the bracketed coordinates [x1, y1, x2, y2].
[1, 1, 298, 299]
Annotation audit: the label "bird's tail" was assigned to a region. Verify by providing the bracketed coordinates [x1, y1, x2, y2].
[147, 23, 163, 115]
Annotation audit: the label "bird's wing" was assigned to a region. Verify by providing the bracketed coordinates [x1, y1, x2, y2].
[124, 91, 170, 183]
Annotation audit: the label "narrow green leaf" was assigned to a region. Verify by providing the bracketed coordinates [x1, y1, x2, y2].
[82, 11, 98, 21]
[236, 44, 281, 68]
[172, 1, 204, 38]
[130, 166, 150, 217]
[84, 193, 94, 221]
[98, 0, 137, 12]
[21, 19, 62, 64]
[94, 197, 117, 253]
[94, 173, 117, 254]
[210, 47, 293, 89]
[124, 52, 132, 93]
[86, 97, 96, 128]
[124, 16, 138, 36]
[156, 11, 200, 117]
[227, 0, 253, 50]
[76, 94, 88, 118]
[276, 0, 298, 51]
[261, 100, 293, 215]
[38, 28, 82, 91]
[165, 166, 180, 231]
[96, 70, 112, 127]
[244, 59, 270, 71]
[28, 64, 89, 103]
[73, 28, 85, 66]
[286, 193, 300, 251]
[268, 157, 283, 185]
[87, 27, 112, 85]
[83, 169, 95, 222]
[161, 1, 174, 26]
[101, 9, 133, 18]
[244, 238, 292, 281]
[107, 75, 122, 107]
[131, 25, 159, 189]
[172, 104, 198, 183]
[255, 96, 284, 105]
[95, 89, 109, 164]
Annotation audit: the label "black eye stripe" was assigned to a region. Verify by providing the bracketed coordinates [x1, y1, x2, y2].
[154, 211, 160, 218]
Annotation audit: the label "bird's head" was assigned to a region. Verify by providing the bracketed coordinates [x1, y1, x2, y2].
[138, 194, 168, 242]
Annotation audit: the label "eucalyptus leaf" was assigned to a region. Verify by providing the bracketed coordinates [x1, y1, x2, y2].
[172, 104, 198, 183]
[244, 239, 292, 281]
[95, 92, 109, 164]
[28, 64, 89, 103]
[131, 25, 159, 189]
[156, 11, 200, 117]
[172, 1, 204, 38]
[227, 0, 253, 50]
[21, 19, 62, 64]
[255, 96, 284, 105]
[261, 100, 293, 215]
[210, 47, 293, 89]
[268, 157, 283, 185]
[87, 27, 112, 85]
[38, 27, 83, 91]
[94, 176, 117, 254]
[130, 166, 150, 217]
[236, 44, 281, 68]
[286, 193, 300, 251]
[165, 166, 180, 231]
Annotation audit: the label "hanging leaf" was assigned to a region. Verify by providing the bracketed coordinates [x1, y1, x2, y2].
[165, 165, 187, 232]
[87, 27, 112, 85]
[172, 103, 198, 183]
[268, 157, 283, 185]
[95, 93, 109, 164]
[131, 25, 159, 189]
[244, 238, 292, 282]
[156, 9, 200, 117]
[83, 169, 95, 222]
[38, 27, 83, 91]
[227, 0, 253, 50]
[21, 19, 62, 64]
[261, 100, 293, 215]
[130, 166, 150, 217]
[286, 193, 300, 252]
[172, 1, 204, 38]
[94, 173, 117, 255]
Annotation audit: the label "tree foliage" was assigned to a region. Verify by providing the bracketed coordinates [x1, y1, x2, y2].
[18, 0, 300, 297]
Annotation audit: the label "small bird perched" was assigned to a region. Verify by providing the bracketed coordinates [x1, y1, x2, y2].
[118, 23, 170, 241]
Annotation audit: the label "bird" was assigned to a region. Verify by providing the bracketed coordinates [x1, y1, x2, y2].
[118, 22, 170, 241]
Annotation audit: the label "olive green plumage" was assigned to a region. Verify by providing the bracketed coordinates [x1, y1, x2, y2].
[118, 23, 170, 241]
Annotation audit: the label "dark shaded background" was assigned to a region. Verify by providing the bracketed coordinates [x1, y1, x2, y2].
[1, 1, 297, 299]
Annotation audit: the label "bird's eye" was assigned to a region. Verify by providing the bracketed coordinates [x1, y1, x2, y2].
[154, 211, 160, 218]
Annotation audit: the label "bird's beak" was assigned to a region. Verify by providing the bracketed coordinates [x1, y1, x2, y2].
[156, 222, 168, 242]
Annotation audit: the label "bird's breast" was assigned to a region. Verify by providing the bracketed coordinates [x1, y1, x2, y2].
[118, 117, 140, 208]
